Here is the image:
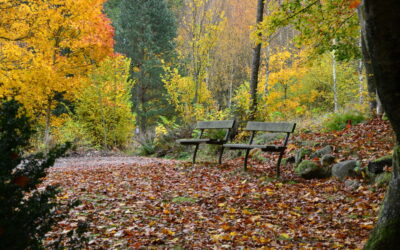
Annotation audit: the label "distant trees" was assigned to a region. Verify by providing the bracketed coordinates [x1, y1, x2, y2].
[114, 0, 177, 134]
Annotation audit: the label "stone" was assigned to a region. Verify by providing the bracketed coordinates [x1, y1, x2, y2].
[310, 145, 333, 159]
[295, 160, 329, 179]
[332, 160, 358, 180]
[345, 179, 360, 190]
[295, 148, 312, 166]
[286, 155, 296, 164]
[320, 154, 335, 167]
[367, 155, 392, 174]
[375, 172, 392, 187]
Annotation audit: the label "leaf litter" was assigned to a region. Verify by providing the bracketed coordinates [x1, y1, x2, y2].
[44, 118, 393, 249]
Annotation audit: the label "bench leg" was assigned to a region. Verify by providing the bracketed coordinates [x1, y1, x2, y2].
[218, 146, 225, 164]
[192, 144, 200, 164]
[244, 149, 250, 171]
[276, 151, 285, 178]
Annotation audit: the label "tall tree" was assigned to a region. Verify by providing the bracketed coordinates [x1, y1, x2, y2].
[115, 0, 176, 134]
[249, 0, 265, 120]
[0, 0, 114, 146]
[361, 0, 400, 248]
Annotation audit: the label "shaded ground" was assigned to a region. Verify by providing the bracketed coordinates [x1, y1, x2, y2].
[44, 118, 393, 248]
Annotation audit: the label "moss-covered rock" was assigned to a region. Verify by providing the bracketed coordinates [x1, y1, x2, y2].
[310, 145, 333, 159]
[295, 160, 329, 179]
[375, 172, 392, 187]
[295, 148, 312, 166]
[332, 160, 358, 180]
[368, 155, 393, 174]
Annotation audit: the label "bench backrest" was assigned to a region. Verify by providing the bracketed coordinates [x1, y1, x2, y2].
[196, 120, 236, 130]
[245, 121, 296, 133]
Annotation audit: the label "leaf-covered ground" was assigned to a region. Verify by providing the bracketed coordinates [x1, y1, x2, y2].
[45, 118, 393, 249]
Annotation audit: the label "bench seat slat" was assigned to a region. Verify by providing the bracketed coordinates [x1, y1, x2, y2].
[196, 120, 235, 129]
[223, 144, 285, 152]
[245, 121, 296, 133]
[177, 139, 211, 145]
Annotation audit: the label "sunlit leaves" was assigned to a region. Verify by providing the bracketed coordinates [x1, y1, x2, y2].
[0, 0, 114, 133]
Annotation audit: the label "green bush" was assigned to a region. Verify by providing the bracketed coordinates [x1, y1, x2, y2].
[323, 111, 366, 131]
[74, 56, 135, 150]
[0, 97, 85, 249]
[154, 116, 191, 157]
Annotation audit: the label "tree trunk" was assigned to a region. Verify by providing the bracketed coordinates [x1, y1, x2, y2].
[358, 58, 364, 105]
[358, 7, 378, 113]
[358, 36, 364, 105]
[44, 98, 52, 149]
[331, 48, 339, 113]
[264, 45, 270, 96]
[362, 0, 400, 248]
[249, 0, 264, 120]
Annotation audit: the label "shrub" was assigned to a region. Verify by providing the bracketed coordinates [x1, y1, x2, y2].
[0, 97, 83, 249]
[74, 55, 135, 150]
[154, 116, 191, 157]
[323, 111, 365, 131]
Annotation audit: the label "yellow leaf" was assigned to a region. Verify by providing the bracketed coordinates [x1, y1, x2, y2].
[162, 228, 175, 236]
[280, 233, 290, 239]
[242, 209, 252, 215]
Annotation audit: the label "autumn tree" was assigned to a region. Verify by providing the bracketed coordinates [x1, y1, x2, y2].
[74, 55, 135, 149]
[361, 0, 400, 248]
[260, 0, 363, 113]
[0, 0, 114, 147]
[206, 0, 256, 109]
[114, 0, 176, 135]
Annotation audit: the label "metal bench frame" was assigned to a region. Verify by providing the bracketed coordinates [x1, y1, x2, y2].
[223, 121, 296, 177]
[177, 120, 236, 164]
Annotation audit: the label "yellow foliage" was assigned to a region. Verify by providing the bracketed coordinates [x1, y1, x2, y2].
[162, 66, 217, 124]
[0, 0, 114, 140]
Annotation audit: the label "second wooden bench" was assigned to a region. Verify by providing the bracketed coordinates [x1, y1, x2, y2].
[223, 121, 296, 177]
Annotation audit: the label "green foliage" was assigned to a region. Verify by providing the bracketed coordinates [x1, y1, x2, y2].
[323, 111, 366, 131]
[261, 0, 361, 61]
[0, 97, 81, 249]
[74, 56, 135, 150]
[154, 116, 191, 157]
[115, 0, 177, 133]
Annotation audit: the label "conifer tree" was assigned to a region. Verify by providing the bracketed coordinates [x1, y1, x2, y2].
[0, 97, 73, 249]
[114, 0, 177, 134]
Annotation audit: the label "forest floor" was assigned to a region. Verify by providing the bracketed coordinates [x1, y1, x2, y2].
[45, 118, 394, 249]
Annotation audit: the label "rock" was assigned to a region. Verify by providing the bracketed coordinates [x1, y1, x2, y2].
[286, 155, 296, 164]
[375, 172, 392, 187]
[345, 179, 360, 190]
[295, 148, 312, 166]
[295, 160, 329, 179]
[310, 145, 333, 159]
[320, 154, 335, 167]
[332, 160, 358, 180]
[367, 155, 392, 174]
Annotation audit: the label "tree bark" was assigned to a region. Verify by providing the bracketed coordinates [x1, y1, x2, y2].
[264, 45, 270, 96]
[362, 0, 400, 248]
[358, 58, 364, 105]
[249, 0, 264, 120]
[331, 50, 338, 113]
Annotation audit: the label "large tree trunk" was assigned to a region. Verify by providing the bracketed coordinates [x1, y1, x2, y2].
[249, 0, 264, 120]
[362, 0, 400, 249]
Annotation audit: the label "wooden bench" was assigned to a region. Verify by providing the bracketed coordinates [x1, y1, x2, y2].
[177, 120, 236, 164]
[223, 121, 296, 177]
